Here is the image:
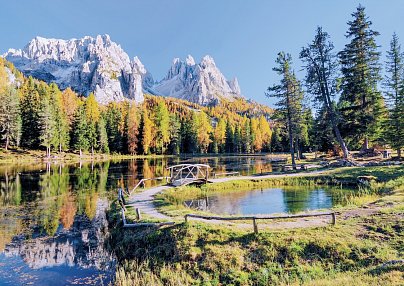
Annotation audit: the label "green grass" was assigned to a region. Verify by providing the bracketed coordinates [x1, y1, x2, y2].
[108, 206, 403, 285]
[107, 165, 404, 285]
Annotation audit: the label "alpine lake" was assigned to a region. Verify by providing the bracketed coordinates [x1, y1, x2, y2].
[0, 155, 357, 285]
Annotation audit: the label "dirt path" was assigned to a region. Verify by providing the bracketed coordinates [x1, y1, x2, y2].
[126, 185, 173, 220]
[125, 170, 382, 230]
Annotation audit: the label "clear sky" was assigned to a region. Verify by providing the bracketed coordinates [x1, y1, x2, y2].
[1, 0, 403, 107]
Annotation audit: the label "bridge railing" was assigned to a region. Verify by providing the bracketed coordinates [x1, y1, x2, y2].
[167, 164, 210, 186]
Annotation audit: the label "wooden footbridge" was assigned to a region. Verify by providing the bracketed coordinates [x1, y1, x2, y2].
[167, 164, 210, 187]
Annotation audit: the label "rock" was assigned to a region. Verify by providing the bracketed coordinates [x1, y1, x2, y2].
[4, 37, 245, 106]
[4, 35, 147, 104]
[151, 55, 243, 105]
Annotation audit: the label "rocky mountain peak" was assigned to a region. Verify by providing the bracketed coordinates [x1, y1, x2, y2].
[4, 34, 145, 103]
[152, 55, 242, 105]
[4, 36, 243, 106]
[185, 55, 195, 66]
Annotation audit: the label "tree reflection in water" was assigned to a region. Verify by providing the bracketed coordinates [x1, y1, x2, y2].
[0, 155, 283, 283]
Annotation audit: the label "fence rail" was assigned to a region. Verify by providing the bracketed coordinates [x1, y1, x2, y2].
[118, 188, 175, 228]
[213, 171, 240, 178]
[184, 212, 336, 234]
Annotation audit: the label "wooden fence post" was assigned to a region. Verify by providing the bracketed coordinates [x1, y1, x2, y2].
[136, 208, 141, 220]
[253, 218, 259, 234]
[331, 213, 336, 225]
[185, 214, 189, 223]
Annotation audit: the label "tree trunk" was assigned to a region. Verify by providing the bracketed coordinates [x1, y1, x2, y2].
[398, 149, 401, 159]
[91, 146, 94, 157]
[363, 136, 369, 150]
[59, 143, 62, 154]
[80, 149, 82, 157]
[296, 138, 301, 160]
[320, 65, 349, 159]
[288, 129, 296, 170]
[5, 136, 9, 151]
[327, 106, 349, 158]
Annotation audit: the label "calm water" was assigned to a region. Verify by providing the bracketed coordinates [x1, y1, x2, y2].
[185, 186, 355, 215]
[0, 155, 277, 285]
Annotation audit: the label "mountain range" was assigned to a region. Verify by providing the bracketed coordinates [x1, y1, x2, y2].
[3, 34, 242, 105]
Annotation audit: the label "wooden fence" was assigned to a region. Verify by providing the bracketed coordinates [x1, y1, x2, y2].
[125, 177, 169, 195]
[184, 212, 336, 234]
[213, 171, 240, 178]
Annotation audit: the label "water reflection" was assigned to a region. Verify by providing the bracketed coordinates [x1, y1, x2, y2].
[0, 155, 278, 284]
[185, 186, 354, 215]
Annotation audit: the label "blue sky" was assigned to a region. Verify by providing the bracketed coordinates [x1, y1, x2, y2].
[1, 0, 403, 106]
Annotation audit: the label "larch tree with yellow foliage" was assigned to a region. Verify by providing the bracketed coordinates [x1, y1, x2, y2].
[213, 118, 226, 153]
[194, 111, 213, 153]
[141, 107, 153, 155]
[127, 103, 140, 155]
[85, 93, 100, 156]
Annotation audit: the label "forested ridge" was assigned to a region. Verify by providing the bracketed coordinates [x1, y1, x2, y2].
[0, 58, 272, 156]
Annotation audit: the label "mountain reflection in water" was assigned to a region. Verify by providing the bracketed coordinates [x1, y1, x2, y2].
[0, 155, 279, 285]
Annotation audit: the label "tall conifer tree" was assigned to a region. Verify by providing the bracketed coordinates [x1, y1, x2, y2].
[267, 52, 304, 169]
[383, 33, 404, 157]
[300, 27, 349, 158]
[338, 5, 384, 149]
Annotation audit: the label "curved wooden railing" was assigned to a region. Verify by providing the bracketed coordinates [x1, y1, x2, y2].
[123, 177, 169, 196]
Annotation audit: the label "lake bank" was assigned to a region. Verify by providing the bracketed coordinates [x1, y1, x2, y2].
[0, 148, 173, 165]
[108, 165, 404, 285]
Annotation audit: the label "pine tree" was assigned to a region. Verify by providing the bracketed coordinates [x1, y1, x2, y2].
[72, 105, 89, 156]
[300, 26, 349, 158]
[267, 52, 304, 169]
[38, 95, 56, 158]
[97, 117, 109, 154]
[0, 87, 21, 150]
[127, 103, 140, 155]
[20, 77, 41, 148]
[225, 121, 234, 153]
[105, 102, 124, 153]
[181, 116, 197, 153]
[168, 115, 181, 155]
[49, 83, 69, 153]
[383, 33, 404, 157]
[338, 5, 384, 149]
[313, 106, 336, 153]
[154, 101, 170, 154]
